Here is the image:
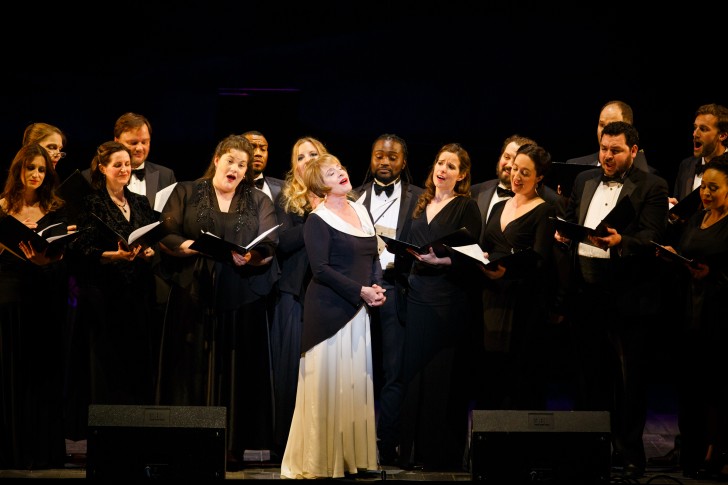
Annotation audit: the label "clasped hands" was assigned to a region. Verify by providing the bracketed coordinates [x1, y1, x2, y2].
[361, 284, 387, 307]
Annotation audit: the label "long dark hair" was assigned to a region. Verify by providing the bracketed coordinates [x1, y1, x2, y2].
[413, 143, 472, 218]
[1, 144, 63, 214]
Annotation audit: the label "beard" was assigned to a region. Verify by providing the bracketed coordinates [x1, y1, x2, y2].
[498, 171, 511, 188]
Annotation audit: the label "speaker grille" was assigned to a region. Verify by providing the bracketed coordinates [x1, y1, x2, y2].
[472, 410, 610, 433]
[88, 404, 226, 428]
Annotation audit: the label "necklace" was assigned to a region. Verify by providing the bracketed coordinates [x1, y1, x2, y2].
[110, 195, 128, 213]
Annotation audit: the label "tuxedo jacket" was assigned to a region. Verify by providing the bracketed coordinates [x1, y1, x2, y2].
[82, 161, 177, 208]
[673, 155, 700, 201]
[561, 166, 669, 315]
[566, 150, 658, 175]
[260, 175, 285, 202]
[353, 180, 423, 281]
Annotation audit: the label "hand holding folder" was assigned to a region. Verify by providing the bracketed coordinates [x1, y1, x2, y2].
[378, 227, 476, 259]
[651, 241, 698, 268]
[669, 188, 702, 225]
[0, 215, 81, 261]
[189, 223, 282, 263]
[90, 213, 168, 251]
[551, 195, 636, 245]
[448, 243, 541, 278]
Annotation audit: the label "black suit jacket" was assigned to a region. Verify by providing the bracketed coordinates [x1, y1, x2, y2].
[258, 175, 285, 202]
[566, 150, 658, 175]
[353, 180, 423, 279]
[673, 155, 700, 201]
[562, 166, 669, 315]
[82, 161, 177, 208]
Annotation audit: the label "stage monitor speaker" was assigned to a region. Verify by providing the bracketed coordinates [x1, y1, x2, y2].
[87, 405, 226, 482]
[470, 410, 611, 484]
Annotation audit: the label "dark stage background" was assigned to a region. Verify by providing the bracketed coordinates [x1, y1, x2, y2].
[0, 4, 721, 192]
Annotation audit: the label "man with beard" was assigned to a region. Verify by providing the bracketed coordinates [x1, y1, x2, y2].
[471, 134, 538, 226]
[671, 103, 728, 204]
[554, 121, 668, 479]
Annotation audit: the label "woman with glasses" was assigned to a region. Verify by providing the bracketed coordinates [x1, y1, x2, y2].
[22, 123, 67, 171]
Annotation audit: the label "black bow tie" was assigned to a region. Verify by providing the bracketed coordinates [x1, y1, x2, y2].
[601, 173, 623, 184]
[373, 183, 395, 197]
[496, 186, 515, 198]
[132, 168, 145, 181]
[695, 161, 707, 177]
[254, 178, 265, 189]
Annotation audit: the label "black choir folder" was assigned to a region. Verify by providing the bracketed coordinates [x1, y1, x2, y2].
[652, 240, 728, 270]
[543, 162, 597, 197]
[651, 241, 699, 268]
[91, 213, 168, 251]
[379, 226, 476, 258]
[57, 169, 94, 223]
[669, 187, 702, 224]
[550, 195, 635, 243]
[449, 244, 541, 276]
[190, 223, 282, 262]
[0, 215, 81, 260]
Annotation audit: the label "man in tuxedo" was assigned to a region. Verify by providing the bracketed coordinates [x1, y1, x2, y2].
[472, 134, 560, 221]
[670, 103, 728, 204]
[555, 121, 668, 479]
[566, 100, 658, 175]
[82, 113, 177, 208]
[242, 131, 284, 202]
[353, 134, 422, 466]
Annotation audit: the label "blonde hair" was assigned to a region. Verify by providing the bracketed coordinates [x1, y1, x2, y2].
[22, 122, 66, 147]
[304, 153, 348, 199]
[281, 137, 327, 216]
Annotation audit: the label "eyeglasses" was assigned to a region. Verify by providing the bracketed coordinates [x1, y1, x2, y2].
[48, 150, 66, 159]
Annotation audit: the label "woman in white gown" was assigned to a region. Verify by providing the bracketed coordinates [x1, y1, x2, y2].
[281, 154, 386, 479]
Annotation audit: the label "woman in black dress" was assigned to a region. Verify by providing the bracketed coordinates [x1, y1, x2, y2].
[269, 136, 327, 455]
[399, 143, 482, 471]
[157, 134, 279, 465]
[479, 143, 556, 410]
[0, 144, 68, 470]
[657, 155, 728, 479]
[72, 141, 159, 406]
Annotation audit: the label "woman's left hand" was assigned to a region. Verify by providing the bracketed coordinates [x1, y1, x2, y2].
[687, 261, 709, 280]
[409, 247, 451, 267]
